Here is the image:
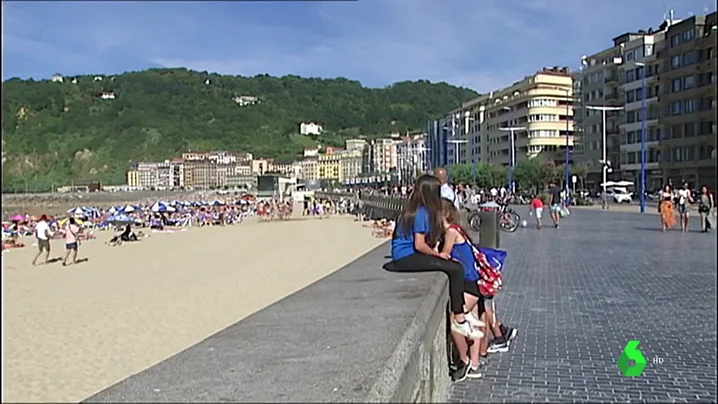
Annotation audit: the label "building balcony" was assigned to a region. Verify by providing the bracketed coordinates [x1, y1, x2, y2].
[605, 75, 618, 83]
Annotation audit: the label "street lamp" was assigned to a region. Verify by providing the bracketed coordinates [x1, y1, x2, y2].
[498, 126, 526, 193]
[635, 62, 648, 214]
[585, 105, 624, 199]
[564, 88, 571, 201]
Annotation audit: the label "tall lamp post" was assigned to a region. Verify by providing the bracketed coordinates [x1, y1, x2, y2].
[564, 88, 572, 201]
[635, 62, 648, 214]
[498, 126, 526, 193]
[585, 105, 624, 198]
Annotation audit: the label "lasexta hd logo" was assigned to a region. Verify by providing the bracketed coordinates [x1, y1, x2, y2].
[617, 340, 647, 377]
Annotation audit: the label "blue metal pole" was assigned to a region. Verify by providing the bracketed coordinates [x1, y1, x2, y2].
[639, 66, 647, 214]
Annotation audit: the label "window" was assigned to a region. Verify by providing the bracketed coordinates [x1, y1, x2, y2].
[684, 99, 696, 113]
[682, 29, 695, 41]
[528, 99, 558, 107]
[671, 55, 681, 68]
[671, 101, 682, 115]
[672, 78, 682, 93]
[635, 87, 644, 101]
[684, 75, 695, 89]
[685, 122, 696, 137]
[670, 34, 681, 47]
[683, 51, 696, 65]
[626, 50, 635, 61]
[528, 130, 558, 138]
[626, 91, 635, 103]
[627, 111, 636, 123]
[528, 114, 558, 122]
[626, 70, 635, 82]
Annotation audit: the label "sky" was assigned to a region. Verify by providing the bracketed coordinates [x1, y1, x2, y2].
[2, 0, 715, 92]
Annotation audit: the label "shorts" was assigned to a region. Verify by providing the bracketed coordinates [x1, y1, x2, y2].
[38, 239, 50, 252]
[66, 242, 78, 250]
[550, 204, 561, 213]
[678, 204, 689, 215]
[463, 280, 481, 297]
[534, 207, 543, 218]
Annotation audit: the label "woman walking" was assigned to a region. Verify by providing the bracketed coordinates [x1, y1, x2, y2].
[659, 184, 676, 231]
[698, 186, 715, 233]
[385, 174, 479, 339]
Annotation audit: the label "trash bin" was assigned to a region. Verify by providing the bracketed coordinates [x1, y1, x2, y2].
[478, 210, 500, 249]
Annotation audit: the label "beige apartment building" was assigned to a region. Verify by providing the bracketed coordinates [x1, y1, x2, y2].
[447, 67, 574, 167]
[299, 158, 319, 181]
[364, 138, 398, 173]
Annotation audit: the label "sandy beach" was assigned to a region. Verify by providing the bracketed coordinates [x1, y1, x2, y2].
[2, 214, 386, 403]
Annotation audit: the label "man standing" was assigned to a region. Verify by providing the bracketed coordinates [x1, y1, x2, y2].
[549, 183, 562, 229]
[32, 214, 52, 266]
[433, 167, 460, 208]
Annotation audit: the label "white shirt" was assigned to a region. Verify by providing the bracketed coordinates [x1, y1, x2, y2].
[35, 220, 51, 240]
[490, 188, 498, 197]
[441, 183, 460, 209]
[677, 189, 691, 205]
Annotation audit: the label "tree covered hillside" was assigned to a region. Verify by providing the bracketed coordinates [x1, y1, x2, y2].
[1, 68, 478, 191]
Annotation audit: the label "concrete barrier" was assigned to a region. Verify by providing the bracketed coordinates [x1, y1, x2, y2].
[84, 244, 451, 403]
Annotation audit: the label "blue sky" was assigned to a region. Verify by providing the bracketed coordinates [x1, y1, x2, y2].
[2, 0, 714, 92]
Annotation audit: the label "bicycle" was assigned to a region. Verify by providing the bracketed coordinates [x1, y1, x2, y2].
[467, 203, 521, 233]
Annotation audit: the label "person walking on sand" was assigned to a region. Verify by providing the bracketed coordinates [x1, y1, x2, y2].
[32, 214, 52, 266]
[62, 217, 81, 266]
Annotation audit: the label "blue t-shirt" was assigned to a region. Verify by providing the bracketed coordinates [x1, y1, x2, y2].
[391, 206, 429, 261]
[451, 241, 479, 282]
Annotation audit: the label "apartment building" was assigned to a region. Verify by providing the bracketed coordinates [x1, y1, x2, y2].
[657, 12, 717, 188]
[574, 43, 625, 186]
[345, 138, 367, 153]
[318, 151, 341, 180]
[363, 138, 398, 173]
[337, 149, 363, 181]
[428, 67, 575, 170]
[299, 158, 319, 181]
[396, 134, 428, 184]
[617, 28, 666, 191]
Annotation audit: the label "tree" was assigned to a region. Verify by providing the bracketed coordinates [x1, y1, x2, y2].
[514, 159, 542, 193]
[571, 163, 588, 189]
[1, 69, 480, 191]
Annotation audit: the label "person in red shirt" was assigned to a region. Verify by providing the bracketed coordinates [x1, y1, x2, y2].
[530, 196, 544, 229]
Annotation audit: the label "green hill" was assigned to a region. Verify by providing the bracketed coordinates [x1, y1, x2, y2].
[1, 68, 478, 192]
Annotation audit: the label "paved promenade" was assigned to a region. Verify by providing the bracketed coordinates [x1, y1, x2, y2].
[449, 208, 717, 403]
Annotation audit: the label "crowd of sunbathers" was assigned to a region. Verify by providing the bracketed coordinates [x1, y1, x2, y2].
[257, 200, 294, 222]
[2, 197, 259, 252]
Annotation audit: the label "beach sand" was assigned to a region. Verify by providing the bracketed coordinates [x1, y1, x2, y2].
[2, 214, 386, 403]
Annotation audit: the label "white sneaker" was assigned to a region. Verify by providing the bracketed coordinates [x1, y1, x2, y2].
[465, 312, 486, 328]
[451, 319, 484, 340]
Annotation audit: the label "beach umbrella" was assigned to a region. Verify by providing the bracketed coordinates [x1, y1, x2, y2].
[120, 205, 138, 213]
[9, 214, 26, 222]
[106, 214, 134, 225]
[57, 217, 85, 227]
[108, 206, 119, 214]
[212, 200, 225, 206]
[150, 201, 176, 212]
[67, 207, 87, 216]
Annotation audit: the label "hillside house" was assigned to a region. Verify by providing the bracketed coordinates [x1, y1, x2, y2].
[51, 73, 64, 83]
[93, 76, 103, 81]
[100, 92, 116, 100]
[299, 122, 323, 136]
[232, 95, 259, 106]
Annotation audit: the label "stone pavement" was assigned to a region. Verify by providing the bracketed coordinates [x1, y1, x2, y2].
[449, 208, 717, 403]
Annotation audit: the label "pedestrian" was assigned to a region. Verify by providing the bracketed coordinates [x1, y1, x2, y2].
[548, 183, 562, 229]
[530, 195, 544, 229]
[698, 186, 715, 233]
[677, 182, 694, 232]
[32, 214, 52, 266]
[62, 217, 81, 266]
